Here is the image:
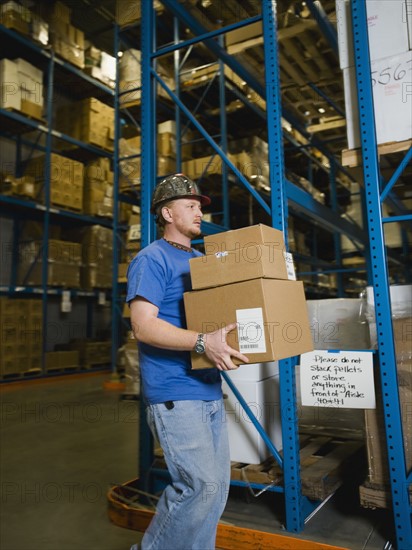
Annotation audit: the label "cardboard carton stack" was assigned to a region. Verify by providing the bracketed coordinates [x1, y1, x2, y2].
[26, 152, 84, 211]
[0, 298, 43, 377]
[84, 44, 116, 88]
[337, 0, 412, 149]
[115, 0, 164, 28]
[39, 1, 84, 68]
[0, 2, 48, 45]
[55, 97, 114, 152]
[83, 158, 114, 218]
[184, 224, 313, 370]
[184, 223, 313, 464]
[360, 284, 412, 508]
[69, 339, 111, 368]
[0, 57, 44, 120]
[17, 239, 82, 288]
[75, 226, 113, 289]
[45, 350, 79, 372]
[0, 173, 36, 200]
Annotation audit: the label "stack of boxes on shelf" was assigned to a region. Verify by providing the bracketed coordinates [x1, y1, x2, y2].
[118, 49, 141, 107]
[360, 284, 412, 508]
[0, 298, 42, 377]
[0, 57, 44, 120]
[84, 44, 116, 88]
[183, 224, 313, 463]
[55, 97, 114, 152]
[83, 158, 114, 218]
[0, 173, 36, 200]
[0, 1, 48, 45]
[68, 339, 112, 369]
[115, 0, 164, 28]
[337, 0, 412, 149]
[77, 226, 113, 290]
[45, 350, 79, 372]
[26, 152, 84, 211]
[17, 237, 82, 288]
[38, 1, 85, 69]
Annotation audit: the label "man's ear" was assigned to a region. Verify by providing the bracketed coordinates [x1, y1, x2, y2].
[161, 205, 173, 223]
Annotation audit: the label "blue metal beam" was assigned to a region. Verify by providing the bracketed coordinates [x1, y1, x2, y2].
[351, 2, 412, 548]
[306, 0, 339, 56]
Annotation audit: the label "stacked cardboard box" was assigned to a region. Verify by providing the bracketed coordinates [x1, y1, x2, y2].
[0, 2, 48, 45]
[119, 49, 141, 106]
[0, 298, 43, 376]
[115, 0, 164, 28]
[337, 0, 412, 149]
[69, 340, 111, 367]
[0, 57, 44, 119]
[56, 97, 114, 151]
[45, 350, 79, 371]
[0, 173, 36, 199]
[123, 209, 141, 264]
[83, 158, 114, 218]
[26, 153, 84, 211]
[184, 224, 313, 370]
[68, 225, 113, 289]
[17, 239, 82, 288]
[84, 44, 116, 88]
[39, 1, 84, 68]
[359, 284, 412, 507]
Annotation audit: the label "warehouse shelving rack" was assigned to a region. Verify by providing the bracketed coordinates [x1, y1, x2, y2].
[349, 2, 412, 548]
[131, 0, 412, 546]
[0, 22, 121, 381]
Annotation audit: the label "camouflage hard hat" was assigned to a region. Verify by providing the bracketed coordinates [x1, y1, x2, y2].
[151, 173, 211, 213]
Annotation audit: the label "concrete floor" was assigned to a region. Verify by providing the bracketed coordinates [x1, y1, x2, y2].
[0, 373, 395, 550]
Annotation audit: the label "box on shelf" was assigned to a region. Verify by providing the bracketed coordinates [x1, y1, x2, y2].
[116, 0, 163, 27]
[336, 0, 410, 70]
[223, 372, 282, 464]
[184, 278, 313, 370]
[189, 245, 295, 290]
[26, 153, 84, 211]
[0, 58, 44, 118]
[343, 50, 412, 149]
[56, 97, 114, 151]
[0, 1, 31, 35]
[17, 239, 82, 287]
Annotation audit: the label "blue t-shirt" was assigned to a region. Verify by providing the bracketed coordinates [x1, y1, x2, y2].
[126, 238, 221, 404]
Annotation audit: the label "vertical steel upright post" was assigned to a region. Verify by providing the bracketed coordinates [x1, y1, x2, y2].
[261, 0, 304, 533]
[218, 34, 229, 228]
[111, 23, 121, 377]
[351, 1, 411, 548]
[139, 0, 157, 490]
[41, 54, 55, 370]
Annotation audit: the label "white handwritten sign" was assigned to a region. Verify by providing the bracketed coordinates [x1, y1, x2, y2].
[300, 350, 376, 409]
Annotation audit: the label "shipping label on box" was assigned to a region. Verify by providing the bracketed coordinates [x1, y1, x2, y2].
[184, 278, 313, 369]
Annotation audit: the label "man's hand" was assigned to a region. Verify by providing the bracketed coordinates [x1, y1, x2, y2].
[204, 323, 249, 371]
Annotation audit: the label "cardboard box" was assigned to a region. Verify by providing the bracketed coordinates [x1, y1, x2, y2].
[222, 373, 282, 464]
[343, 51, 412, 148]
[203, 224, 285, 255]
[189, 245, 295, 290]
[184, 278, 313, 370]
[336, 0, 410, 70]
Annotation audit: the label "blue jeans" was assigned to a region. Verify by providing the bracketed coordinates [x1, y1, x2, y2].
[138, 398, 230, 550]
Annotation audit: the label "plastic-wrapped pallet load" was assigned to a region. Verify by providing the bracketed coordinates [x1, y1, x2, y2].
[297, 298, 370, 439]
[360, 284, 412, 507]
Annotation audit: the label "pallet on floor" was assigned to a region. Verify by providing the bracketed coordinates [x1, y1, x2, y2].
[231, 435, 364, 501]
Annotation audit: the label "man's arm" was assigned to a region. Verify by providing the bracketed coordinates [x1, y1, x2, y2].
[129, 297, 249, 371]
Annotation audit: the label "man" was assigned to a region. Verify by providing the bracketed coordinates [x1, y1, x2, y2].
[127, 174, 248, 550]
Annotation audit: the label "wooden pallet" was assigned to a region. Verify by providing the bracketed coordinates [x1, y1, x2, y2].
[341, 139, 412, 167]
[231, 436, 364, 501]
[107, 478, 348, 550]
